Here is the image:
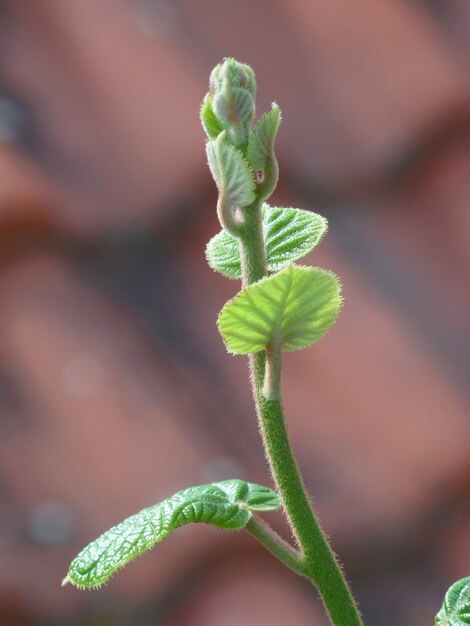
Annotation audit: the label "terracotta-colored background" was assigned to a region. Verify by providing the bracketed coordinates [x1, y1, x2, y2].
[0, 1, 469, 625]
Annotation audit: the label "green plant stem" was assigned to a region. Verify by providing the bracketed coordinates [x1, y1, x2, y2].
[239, 200, 267, 287]
[238, 198, 269, 400]
[245, 515, 307, 578]
[256, 391, 362, 626]
[238, 201, 363, 626]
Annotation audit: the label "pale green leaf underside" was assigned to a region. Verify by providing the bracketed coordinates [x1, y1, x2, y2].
[435, 577, 470, 626]
[64, 479, 279, 590]
[218, 264, 341, 354]
[206, 133, 255, 209]
[206, 205, 328, 279]
[200, 94, 223, 139]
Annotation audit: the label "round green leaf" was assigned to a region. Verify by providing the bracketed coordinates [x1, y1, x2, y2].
[217, 264, 342, 354]
[206, 205, 328, 279]
[435, 577, 470, 626]
[264, 206, 327, 270]
[206, 228, 241, 279]
[63, 479, 279, 590]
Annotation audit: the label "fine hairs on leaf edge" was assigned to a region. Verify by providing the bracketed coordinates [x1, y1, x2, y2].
[217, 264, 343, 356]
[205, 205, 329, 280]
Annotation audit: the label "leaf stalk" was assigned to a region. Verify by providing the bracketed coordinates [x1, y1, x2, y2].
[245, 515, 307, 578]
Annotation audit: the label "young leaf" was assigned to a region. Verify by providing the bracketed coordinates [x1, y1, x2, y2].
[206, 132, 256, 211]
[200, 94, 224, 139]
[218, 264, 341, 354]
[212, 87, 255, 147]
[265, 207, 327, 270]
[246, 103, 281, 171]
[63, 479, 280, 590]
[206, 230, 242, 279]
[435, 577, 470, 626]
[246, 103, 281, 201]
[206, 205, 328, 279]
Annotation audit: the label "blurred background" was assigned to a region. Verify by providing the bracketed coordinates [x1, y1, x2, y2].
[0, 1, 469, 625]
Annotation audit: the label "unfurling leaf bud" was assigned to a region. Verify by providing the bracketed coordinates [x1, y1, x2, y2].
[205, 58, 256, 147]
[247, 103, 281, 202]
[209, 58, 256, 98]
[206, 132, 256, 236]
[201, 58, 282, 228]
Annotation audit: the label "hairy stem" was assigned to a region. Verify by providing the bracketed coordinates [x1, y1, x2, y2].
[256, 388, 363, 626]
[238, 202, 363, 626]
[245, 515, 307, 578]
[239, 200, 267, 287]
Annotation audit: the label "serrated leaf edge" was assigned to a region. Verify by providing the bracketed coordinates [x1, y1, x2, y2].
[246, 103, 281, 170]
[205, 205, 329, 280]
[206, 132, 256, 208]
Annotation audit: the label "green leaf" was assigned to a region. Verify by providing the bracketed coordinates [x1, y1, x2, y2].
[435, 577, 470, 626]
[218, 264, 341, 354]
[63, 479, 279, 590]
[264, 207, 327, 270]
[206, 205, 328, 279]
[200, 94, 224, 139]
[246, 104, 281, 201]
[247, 103, 281, 171]
[206, 230, 242, 279]
[206, 132, 256, 210]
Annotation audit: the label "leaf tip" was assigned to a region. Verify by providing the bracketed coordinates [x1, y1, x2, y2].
[61, 575, 71, 587]
[271, 101, 281, 117]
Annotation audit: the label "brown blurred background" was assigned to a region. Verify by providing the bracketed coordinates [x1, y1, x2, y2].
[0, 1, 469, 625]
